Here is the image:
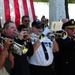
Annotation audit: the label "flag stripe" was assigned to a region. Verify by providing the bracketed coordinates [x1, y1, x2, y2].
[18, 0, 24, 23]
[30, 0, 36, 20]
[22, 0, 29, 16]
[0, 0, 5, 27]
[0, 0, 36, 27]
[9, 0, 15, 22]
[4, 0, 10, 22]
[27, 0, 33, 22]
[13, 0, 20, 26]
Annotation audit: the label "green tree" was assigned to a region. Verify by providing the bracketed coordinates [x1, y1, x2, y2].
[33, 0, 48, 2]
[33, 0, 75, 3]
[68, 0, 75, 3]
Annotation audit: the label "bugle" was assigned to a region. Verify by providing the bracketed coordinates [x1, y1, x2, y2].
[38, 29, 68, 41]
[43, 30, 67, 40]
[0, 37, 28, 55]
[53, 30, 68, 39]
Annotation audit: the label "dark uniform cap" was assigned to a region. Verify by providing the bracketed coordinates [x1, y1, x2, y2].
[32, 19, 43, 29]
[62, 19, 75, 29]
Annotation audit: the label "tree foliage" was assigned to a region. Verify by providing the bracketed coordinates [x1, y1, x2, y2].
[33, 0, 48, 2]
[33, 0, 75, 3]
[68, 0, 75, 3]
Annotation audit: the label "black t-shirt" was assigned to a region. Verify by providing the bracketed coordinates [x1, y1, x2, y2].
[10, 38, 34, 75]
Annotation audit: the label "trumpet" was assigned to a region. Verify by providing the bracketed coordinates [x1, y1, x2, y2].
[42, 30, 67, 40]
[0, 37, 28, 55]
[53, 30, 68, 39]
[38, 30, 68, 42]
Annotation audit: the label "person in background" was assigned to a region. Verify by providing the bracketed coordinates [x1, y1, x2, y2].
[29, 19, 59, 75]
[21, 15, 30, 27]
[41, 15, 49, 28]
[10, 25, 34, 75]
[21, 15, 31, 34]
[44, 18, 49, 28]
[41, 15, 46, 24]
[62, 18, 69, 24]
[54, 19, 75, 75]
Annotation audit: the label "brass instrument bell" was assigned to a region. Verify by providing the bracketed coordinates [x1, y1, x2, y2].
[54, 30, 68, 39]
[0, 37, 28, 55]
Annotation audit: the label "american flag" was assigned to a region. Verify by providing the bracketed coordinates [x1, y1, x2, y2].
[0, 0, 36, 27]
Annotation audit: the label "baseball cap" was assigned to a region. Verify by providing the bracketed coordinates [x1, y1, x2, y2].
[32, 19, 44, 29]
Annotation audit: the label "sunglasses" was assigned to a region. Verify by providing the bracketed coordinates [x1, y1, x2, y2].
[24, 20, 30, 22]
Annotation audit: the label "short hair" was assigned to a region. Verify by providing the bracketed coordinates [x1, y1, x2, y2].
[17, 25, 27, 32]
[3, 21, 14, 29]
[22, 15, 29, 21]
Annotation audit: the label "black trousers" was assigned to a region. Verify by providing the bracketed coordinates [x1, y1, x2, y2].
[29, 64, 55, 75]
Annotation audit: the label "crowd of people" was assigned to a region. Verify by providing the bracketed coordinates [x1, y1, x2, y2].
[0, 15, 75, 75]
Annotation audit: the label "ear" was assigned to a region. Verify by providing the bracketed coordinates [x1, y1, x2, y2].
[4, 28, 7, 33]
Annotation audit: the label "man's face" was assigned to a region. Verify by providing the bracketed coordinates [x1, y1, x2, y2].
[65, 28, 75, 37]
[32, 26, 42, 35]
[5, 23, 17, 38]
[22, 17, 30, 27]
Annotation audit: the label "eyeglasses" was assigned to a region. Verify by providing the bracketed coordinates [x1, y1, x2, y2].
[24, 20, 30, 22]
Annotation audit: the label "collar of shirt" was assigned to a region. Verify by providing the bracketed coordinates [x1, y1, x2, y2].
[31, 33, 39, 39]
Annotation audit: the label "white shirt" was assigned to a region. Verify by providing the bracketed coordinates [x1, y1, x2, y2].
[0, 67, 9, 75]
[29, 33, 54, 66]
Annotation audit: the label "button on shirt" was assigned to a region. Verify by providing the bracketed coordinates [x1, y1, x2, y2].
[29, 33, 54, 66]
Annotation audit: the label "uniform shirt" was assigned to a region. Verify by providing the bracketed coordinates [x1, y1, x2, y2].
[29, 33, 54, 66]
[54, 37, 75, 75]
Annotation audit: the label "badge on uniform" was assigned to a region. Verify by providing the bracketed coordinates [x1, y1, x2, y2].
[22, 46, 28, 54]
